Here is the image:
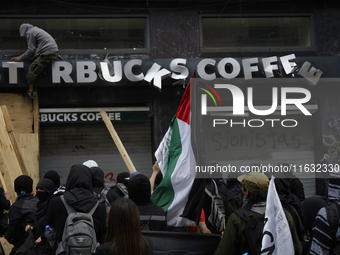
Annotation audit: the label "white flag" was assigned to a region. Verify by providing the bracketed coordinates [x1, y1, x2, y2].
[261, 176, 295, 255]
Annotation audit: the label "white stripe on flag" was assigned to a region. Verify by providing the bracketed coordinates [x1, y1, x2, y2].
[261, 176, 295, 255]
[166, 118, 196, 227]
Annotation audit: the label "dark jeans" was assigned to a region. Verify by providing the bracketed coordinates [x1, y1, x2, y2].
[26, 52, 59, 84]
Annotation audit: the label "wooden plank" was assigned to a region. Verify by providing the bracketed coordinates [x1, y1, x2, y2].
[0, 108, 21, 203]
[0, 158, 6, 190]
[100, 110, 137, 173]
[33, 87, 39, 134]
[1, 106, 28, 176]
[0, 93, 33, 134]
[0, 164, 8, 193]
[16, 133, 40, 193]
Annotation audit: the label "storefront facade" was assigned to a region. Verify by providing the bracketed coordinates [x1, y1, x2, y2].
[1, 0, 340, 195]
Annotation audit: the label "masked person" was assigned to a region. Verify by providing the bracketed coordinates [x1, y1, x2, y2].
[4, 175, 38, 255]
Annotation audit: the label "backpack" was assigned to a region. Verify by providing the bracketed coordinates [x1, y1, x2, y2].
[56, 195, 100, 255]
[116, 183, 128, 196]
[234, 208, 265, 255]
[205, 179, 226, 233]
[94, 187, 111, 227]
[325, 201, 340, 255]
[286, 203, 310, 253]
[94, 186, 111, 215]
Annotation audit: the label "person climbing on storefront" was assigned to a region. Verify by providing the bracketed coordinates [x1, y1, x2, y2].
[12, 23, 59, 98]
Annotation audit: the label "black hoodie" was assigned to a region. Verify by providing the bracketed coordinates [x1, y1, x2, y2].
[47, 164, 106, 244]
[36, 179, 57, 235]
[127, 174, 167, 231]
[127, 173, 151, 205]
[273, 173, 306, 242]
[90, 167, 119, 205]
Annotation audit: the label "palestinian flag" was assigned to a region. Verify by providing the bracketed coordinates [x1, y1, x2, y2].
[151, 73, 203, 227]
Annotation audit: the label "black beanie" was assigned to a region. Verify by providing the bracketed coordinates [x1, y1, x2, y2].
[14, 175, 33, 194]
[44, 170, 61, 188]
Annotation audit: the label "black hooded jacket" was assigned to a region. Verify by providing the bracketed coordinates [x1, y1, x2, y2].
[5, 194, 38, 254]
[127, 174, 167, 231]
[36, 179, 57, 236]
[274, 176, 306, 242]
[47, 164, 106, 244]
[90, 167, 119, 204]
[33, 179, 57, 255]
[282, 165, 305, 202]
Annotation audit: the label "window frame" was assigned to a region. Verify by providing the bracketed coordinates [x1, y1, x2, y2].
[199, 13, 315, 52]
[0, 14, 150, 55]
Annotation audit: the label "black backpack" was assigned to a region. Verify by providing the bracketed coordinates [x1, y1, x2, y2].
[325, 201, 340, 255]
[234, 208, 266, 255]
[205, 180, 226, 233]
[286, 203, 311, 255]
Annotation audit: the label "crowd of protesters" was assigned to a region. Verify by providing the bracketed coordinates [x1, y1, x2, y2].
[5, 22, 340, 255]
[0, 157, 340, 255]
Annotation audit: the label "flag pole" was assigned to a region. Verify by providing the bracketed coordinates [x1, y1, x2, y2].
[100, 110, 137, 173]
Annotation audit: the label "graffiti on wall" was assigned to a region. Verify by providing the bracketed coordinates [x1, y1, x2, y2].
[211, 132, 301, 150]
[328, 117, 340, 132]
[104, 172, 117, 184]
[323, 134, 340, 155]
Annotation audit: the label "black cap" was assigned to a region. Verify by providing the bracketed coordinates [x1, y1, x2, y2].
[117, 172, 130, 184]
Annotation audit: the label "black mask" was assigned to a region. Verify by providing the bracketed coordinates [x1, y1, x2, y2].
[36, 191, 51, 202]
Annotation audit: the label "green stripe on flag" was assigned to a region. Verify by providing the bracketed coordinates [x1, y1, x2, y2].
[151, 117, 182, 211]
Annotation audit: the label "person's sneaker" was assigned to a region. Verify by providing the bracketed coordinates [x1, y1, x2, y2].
[27, 91, 34, 99]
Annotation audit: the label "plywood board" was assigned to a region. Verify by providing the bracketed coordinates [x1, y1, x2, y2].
[1, 106, 28, 176]
[0, 93, 33, 134]
[0, 109, 22, 203]
[0, 133, 39, 194]
[0, 95, 39, 190]
[33, 88, 39, 134]
[16, 133, 40, 192]
[0, 161, 6, 190]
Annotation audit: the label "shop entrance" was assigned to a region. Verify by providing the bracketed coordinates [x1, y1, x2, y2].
[39, 108, 153, 187]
